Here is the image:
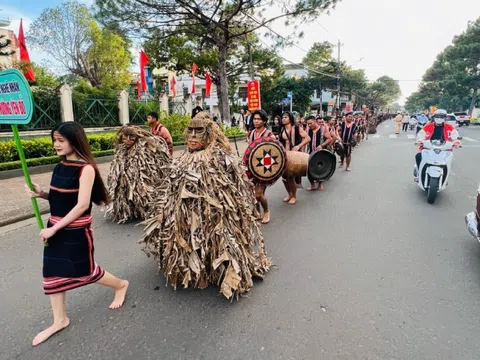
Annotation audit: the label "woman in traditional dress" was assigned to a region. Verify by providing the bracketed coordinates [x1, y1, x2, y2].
[278, 111, 310, 204]
[247, 109, 274, 224]
[25, 122, 128, 346]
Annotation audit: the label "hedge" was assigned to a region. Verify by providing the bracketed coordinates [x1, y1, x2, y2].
[0, 133, 117, 163]
[0, 150, 115, 172]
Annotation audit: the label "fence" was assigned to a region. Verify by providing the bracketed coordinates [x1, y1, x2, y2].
[129, 99, 159, 125]
[0, 85, 194, 133]
[0, 89, 61, 132]
[73, 97, 120, 127]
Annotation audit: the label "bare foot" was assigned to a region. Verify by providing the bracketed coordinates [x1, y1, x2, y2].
[261, 211, 270, 224]
[345, 168, 351, 172]
[283, 196, 291, 203]
[296, 183, 303, 189]
[32, 318, 70, 346]
[318, 183, 324, 191]
[306, 185, 315, 191]
[109, 280, 129, 309]
[287, 198, 296, 205]
[339, 163, 344, 168]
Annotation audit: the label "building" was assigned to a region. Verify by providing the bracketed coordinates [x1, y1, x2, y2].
[0, 17, 19, 69]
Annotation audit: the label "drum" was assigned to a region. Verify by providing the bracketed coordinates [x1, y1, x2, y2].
[243, 137, 287, 185]
[283, 150, 336, 183]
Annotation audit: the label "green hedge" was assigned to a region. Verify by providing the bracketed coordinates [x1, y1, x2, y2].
[0, 150, 115, 172]
[0, 133, 117, 163]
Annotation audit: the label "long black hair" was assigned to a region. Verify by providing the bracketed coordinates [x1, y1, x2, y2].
[51, 122, 109, 205]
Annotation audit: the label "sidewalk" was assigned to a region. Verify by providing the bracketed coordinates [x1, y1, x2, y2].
[0, 139, 248, 227]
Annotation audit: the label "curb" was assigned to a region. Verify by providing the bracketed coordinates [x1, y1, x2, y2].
[0, 136, 246, 228]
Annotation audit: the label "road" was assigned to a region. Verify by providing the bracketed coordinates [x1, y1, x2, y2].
[1, 122, 480, 360]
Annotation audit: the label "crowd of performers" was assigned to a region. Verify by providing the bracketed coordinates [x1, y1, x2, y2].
[24, 108, 370, 346]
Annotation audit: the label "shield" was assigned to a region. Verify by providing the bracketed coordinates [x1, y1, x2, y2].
[243, 137, 287, 185]
[308, 149, 337, 183]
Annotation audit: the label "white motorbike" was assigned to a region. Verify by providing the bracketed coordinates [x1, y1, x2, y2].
[414, 139, 455, 204]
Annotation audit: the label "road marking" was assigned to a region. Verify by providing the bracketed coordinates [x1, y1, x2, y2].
[407, 135, 416, 139]
[373, 134, 380, 138]
[389, 134, 397, 139]
[462, 136, 479, 142]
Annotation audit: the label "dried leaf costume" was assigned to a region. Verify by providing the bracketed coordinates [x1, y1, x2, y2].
[141, 112, 271, 299]
[106, 125, 172, 223]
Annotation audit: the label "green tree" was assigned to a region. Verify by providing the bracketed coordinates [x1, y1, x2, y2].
[262, 76, 315, 116]
[357, 76, 401, 111]
[28, 1, 131, 91]
[96, 0, 340, 122]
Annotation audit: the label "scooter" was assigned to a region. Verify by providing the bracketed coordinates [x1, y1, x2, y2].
[409, 119, 417, 130]
[465, 185, 480, 242]
[414, 139, 455, 204]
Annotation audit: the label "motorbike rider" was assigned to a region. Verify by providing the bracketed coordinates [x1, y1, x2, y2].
[414, 109, 460, 179]
[415, 113, 429, 134]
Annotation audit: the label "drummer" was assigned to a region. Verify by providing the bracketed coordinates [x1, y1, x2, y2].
[279, 111, 311, 205]
[306, 116, 332, 191]
[248, 109, 274, 224]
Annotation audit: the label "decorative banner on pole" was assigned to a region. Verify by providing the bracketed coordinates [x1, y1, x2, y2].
[0, 68, 43, 231]
[247, 80, 261, 111]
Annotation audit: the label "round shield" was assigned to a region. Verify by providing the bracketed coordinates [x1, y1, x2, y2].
[243, 137, 287, 185]
[307, 149, 337, 183]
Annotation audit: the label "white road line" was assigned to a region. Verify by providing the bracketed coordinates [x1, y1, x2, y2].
[462, 136, 479, 142]
[373, 134, 381, 138]
[407, 135, 416, 139]
[389, 134, 397, 139]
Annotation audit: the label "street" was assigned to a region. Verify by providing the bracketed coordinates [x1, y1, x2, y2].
[1, 121, 480, 360]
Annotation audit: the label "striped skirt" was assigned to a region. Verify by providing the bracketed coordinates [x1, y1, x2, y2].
[43, 215, 105, 295]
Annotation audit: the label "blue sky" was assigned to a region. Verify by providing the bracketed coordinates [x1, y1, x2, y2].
[3, 0, 480, 102]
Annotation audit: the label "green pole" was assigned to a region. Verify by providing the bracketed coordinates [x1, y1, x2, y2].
[11, 124, 44, 230]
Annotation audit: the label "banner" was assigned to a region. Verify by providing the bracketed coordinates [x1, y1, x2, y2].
[247, 80, 261, 111]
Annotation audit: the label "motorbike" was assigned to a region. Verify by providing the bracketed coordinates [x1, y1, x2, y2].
[414, 139, 455, 204]
[409, 119, 417, 130]
[465, 186, 480, 242]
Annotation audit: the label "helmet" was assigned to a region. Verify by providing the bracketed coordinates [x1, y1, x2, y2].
[433, 109, 447, 124]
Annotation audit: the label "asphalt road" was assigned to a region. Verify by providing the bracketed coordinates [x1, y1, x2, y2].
[1, 122, 480, 360]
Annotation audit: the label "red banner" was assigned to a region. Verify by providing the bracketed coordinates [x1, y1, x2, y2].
[247, 80, 261, 111]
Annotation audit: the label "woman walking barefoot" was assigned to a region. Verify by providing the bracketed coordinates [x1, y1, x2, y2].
[26, 122, 128, 347]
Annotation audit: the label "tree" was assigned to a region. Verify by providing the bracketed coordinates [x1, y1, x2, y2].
[262, 76, 315, 116]
[144, 30, 283, 104]
[28, 1, 131, 91]
[357, 76, 401, 111]
[96, 0, 340, 121]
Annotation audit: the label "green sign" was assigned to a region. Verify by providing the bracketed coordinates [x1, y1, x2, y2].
[0, 68, 34, 125]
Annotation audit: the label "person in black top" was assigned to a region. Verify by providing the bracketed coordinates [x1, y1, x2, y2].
[271, 115, 281, 138]
[306, 116, 332, 191]
[25, 122, 129, 346]
[279, 111, 311, 204]
[339, 112, 358, 171]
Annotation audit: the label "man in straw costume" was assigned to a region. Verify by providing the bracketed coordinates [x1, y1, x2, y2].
[106, 125, 172, 223]
[141, 111, 271, 299]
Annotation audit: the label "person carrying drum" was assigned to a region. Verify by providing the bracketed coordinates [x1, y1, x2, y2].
[279, 111, 311, 204]
[306, 116, 332, 191]
[248, 110, 274, 224]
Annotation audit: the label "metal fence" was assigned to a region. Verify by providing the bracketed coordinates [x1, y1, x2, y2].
[129, 99, 159, 125]
[169, 97, 188, 116]
[0, 93, 61, 132]
[73, 98, 120, 127]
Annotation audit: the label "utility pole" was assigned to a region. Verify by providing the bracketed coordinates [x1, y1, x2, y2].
[247, 42, 254, 80]
[336, 40, 342, 111]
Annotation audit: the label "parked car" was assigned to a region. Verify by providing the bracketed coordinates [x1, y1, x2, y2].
[454, 112, 470, 126]
[447, 114, 458, 129]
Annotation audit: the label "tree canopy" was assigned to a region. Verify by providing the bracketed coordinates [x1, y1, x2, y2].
[28, 1, 131, 91]
[406, 17, 480, 114]
[95, 0, 340, 121]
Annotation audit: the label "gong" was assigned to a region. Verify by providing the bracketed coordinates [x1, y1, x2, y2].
[307, 149, 337, 183]
[243, 137, 287, 185]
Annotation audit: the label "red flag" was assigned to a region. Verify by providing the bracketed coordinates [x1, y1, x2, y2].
[139, 50, 149, 92]
[18, 19, 35, 82]
[205, 72, 212, 97]
[170, 76, 177, 97]
[137, 80, 142, 99]
[191, 63, 199, 94]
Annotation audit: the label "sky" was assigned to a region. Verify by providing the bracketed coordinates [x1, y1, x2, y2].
[1, 0, 480, 104]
